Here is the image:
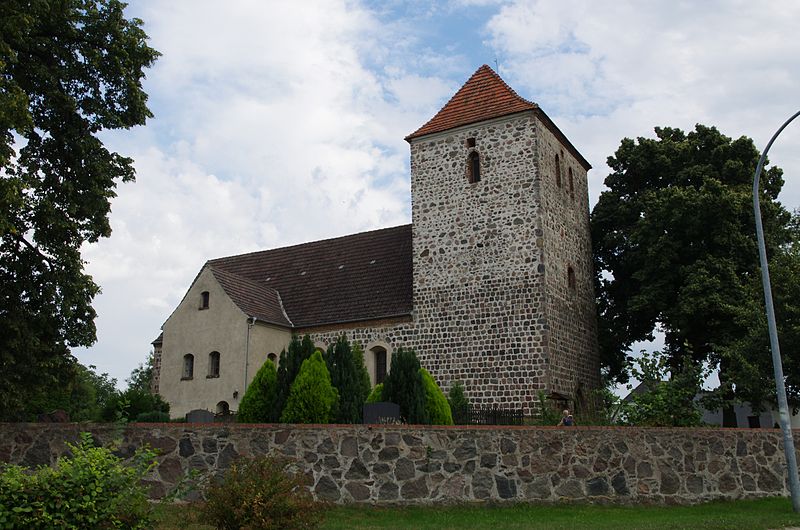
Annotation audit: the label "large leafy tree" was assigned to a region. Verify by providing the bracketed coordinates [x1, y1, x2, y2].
[592, 125, 799, 420]
[0, 0, 158, 418]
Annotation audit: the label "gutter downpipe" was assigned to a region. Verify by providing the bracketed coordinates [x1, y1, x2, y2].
[244, 316, 257, 394]
[752, 109, 800, 513]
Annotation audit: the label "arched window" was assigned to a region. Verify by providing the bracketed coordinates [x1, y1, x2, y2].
[208, 351, 220, 378]
[555, 154, 562, 188]
[216, 401, 230, 415]
[371, 346, 387, 384]
[567, 266, 576, 290]
[267, 352, 277, 365]
[182, 354, 194, 380]
[200, 291, 209, 309]
[568, 167, 574, 198]
[467, 151, 481, 184]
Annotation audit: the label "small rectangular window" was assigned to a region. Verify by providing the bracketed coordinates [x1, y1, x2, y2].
[200, 291, 209, 309]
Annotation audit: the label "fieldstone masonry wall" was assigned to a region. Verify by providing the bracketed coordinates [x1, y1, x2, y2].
[1, 423, 794, 505]
[409, 114, 551, 415]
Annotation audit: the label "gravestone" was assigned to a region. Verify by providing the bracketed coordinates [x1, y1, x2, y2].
[363, 402, 401, 424]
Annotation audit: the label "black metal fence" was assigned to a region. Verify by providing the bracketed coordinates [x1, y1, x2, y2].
[451, 404, 524, 426]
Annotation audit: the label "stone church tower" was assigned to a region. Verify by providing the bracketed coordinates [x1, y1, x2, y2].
[154, 65, 600, 419]
[406, 65, 600, 414]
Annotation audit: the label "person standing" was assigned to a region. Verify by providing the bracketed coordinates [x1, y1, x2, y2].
[558, 409, 575, 426]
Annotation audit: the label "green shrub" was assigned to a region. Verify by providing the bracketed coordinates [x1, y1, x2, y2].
[280, 350, 339, 423]
[366, 383, 384, 403]
[382, 348, 428, 424]
[134, 410, 170, 422]
[102, 387, 170, 423]
[238, 359, 278, 423]
[536, 390, 563, 426]
[324, 335, 371, 423]
[448, 380, 471, 424]
[202, 456, 322, 530]
[420, 368, 453, 425]
[0, 432, 156, 529]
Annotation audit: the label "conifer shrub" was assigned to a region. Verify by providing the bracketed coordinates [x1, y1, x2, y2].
[202, 455, 322, 530]
[280, 350, 339, 424]
[238, 359, 278, 423]
[366, 383, 384, 403]
[382, 348, 428, 424]
[420, 368, 453, 425]
[448, 380, 471, 424]
[0, 433, 156, 529]
[274, 335, 316, 419]
[324, 335, 371, 423]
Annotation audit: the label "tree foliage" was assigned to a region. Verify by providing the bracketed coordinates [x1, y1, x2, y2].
[382, 348, 427, 424]
[366, 383, 384, 403]
[324, 335, 371, 423]
[619, 351, 705, 427]
[280, 350, 339, 424]
[24, 362, 117, 422]
[238, 359, 278, 423]
[274, 335, 316, 418]
[591, 124, 799, 411]
[420, 368, 453, 425]
[0, 0, 159, 418]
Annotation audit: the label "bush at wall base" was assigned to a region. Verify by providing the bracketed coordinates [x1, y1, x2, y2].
[420, 368, 454, 425]
[202, 456, 323, 530]
[0, 432, 157, 529]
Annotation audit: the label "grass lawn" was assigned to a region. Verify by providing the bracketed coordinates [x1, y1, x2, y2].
[154, 496, 800, 529]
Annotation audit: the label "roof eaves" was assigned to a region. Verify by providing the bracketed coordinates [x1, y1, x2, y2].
[534, 108, 592, 171]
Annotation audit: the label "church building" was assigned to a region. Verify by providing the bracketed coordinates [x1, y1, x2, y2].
[152, 65, 601, 418]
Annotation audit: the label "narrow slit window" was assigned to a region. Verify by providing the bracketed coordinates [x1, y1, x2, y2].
[567, 266, 576, 290]
[568, 167, 574, 198]
[555, 154, 562, 188]
[372, 346, 387, 385]
[182, 354, 194, 380]
[208, 351, 220, 378]
[467, 151, 481, 183]
[200, 291, 209, 309]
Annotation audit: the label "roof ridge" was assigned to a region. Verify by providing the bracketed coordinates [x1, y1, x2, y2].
[208, 223, 411, 264]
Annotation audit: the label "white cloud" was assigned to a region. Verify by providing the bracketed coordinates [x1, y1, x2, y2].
[74, 0, 457, 384]
[485, 0, 800, 206]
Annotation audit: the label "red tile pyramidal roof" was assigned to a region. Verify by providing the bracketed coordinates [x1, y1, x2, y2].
[405, 64, 537, 141]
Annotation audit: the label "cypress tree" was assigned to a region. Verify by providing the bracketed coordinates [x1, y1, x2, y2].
[382, 348, 428, 424]
[274, 335, 316, 420]
[324, 335, 371, 423]
[280, 350, 339, 424]
[237, 359, 278, 423]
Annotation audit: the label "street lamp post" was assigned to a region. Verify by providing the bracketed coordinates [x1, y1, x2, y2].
[752, 109, 800, 513]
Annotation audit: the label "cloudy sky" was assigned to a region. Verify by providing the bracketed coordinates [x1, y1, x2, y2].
[75, 0, 800, 387]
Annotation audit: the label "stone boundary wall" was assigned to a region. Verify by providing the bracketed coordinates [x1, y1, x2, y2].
[0, 423, 794, 505]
